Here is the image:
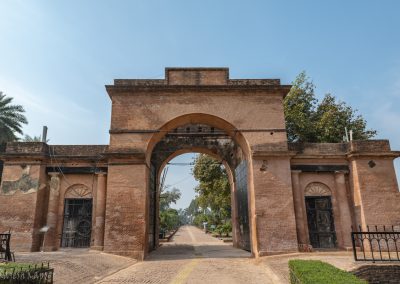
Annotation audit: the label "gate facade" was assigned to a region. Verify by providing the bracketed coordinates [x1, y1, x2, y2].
[61, 198, 93, 248]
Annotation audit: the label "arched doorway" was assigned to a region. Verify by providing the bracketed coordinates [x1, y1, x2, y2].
[304, 182, 337, 249]
[146, 115, 253, 254]
[61, 184, 93, 248]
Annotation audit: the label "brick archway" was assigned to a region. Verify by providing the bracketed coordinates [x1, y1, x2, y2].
[146, 116, 253, 254]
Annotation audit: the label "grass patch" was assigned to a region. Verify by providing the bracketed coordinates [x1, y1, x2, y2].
[289, 260, 366, 284]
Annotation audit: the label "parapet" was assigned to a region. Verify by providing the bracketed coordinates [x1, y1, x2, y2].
[113, 67, 281, 86]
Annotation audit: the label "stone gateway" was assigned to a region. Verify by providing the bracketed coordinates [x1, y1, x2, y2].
[0, 68, 399, 260]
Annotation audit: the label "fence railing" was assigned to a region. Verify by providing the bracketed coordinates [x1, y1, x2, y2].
[351, 225, 400, 262]
[0, 233, 13, 262]
[0, 263, 54, 284]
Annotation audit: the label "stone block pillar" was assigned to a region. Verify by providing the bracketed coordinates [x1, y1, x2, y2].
[103, 163, 148, 260]
[44, 172, 61, 251]
[334, 171, 353, 248]
[93, 172, 107, 250]
[291, 170, 307, 246]
[348, 141, 400, 229]
[252, 157, 299, 256]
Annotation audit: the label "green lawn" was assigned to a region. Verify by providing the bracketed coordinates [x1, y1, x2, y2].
[289, 260, 367, 284]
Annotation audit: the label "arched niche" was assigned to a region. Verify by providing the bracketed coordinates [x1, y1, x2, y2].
[65, 184, 93, 199]
[304, 182, 331, 197]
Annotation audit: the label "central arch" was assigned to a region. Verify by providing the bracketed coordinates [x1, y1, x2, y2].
[145, 113, 256, 256]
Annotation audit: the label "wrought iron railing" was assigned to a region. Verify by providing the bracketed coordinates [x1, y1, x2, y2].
[351, 225, 400, 262]
[0, 263, 54, 283]
[0, 233, 13, 262]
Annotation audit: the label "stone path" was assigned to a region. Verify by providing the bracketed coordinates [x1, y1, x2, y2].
[15, 249, 136, 283]
[15, 227, 368, 283]
[97, 225, 280, 284]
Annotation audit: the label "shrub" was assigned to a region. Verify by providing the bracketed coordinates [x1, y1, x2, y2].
[288, 260, 366, 284]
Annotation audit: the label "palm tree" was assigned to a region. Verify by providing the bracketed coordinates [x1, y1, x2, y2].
[0, 92, 27, 144]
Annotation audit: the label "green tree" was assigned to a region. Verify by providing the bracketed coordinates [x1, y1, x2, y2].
[159, 187, 181, 232]
[160, 208, 180, 231]
[0, 92, 27, 143]
[160, 187, 181, 211]
[192, 154, 231, 225]
[284, 72, 376, 142]
[284, 71, 317, 142]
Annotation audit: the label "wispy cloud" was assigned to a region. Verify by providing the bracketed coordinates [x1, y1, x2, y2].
[0, 76, 93, 123]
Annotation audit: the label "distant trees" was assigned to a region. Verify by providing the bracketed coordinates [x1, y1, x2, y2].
[192, 154, 231, 224]
[284, 71, 376, 143]
[159, 187, 181, 232]
[22, 135, 43, 142]
[181, 154, 232, 234]
[0, 92, 27, 144]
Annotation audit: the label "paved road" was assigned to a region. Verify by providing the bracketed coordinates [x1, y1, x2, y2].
[97, 225, 279, 284]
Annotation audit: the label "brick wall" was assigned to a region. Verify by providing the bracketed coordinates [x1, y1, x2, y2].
[353, 265, 400, 284]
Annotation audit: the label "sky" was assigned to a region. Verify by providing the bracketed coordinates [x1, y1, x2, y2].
[1, 1, 399, 209]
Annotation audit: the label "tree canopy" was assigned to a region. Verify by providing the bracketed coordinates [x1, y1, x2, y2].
[159, 186, 181, 231]
[0, 92, 27, 144]
[284, 72, 377, 143]
[191, 154, 231, 224]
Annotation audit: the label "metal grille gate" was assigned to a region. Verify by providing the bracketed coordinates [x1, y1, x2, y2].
[61, 198, 92, 248]
[235, 160, 251, 251]
[305, 196, 337, 248]
[148, 163, 156, 252]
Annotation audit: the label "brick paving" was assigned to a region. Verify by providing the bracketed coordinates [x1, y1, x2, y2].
[15, 249, 136, 283]
[97, 225, 279, 284]
[14, 227, 369, 283]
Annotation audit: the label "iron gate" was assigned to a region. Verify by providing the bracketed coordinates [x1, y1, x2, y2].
[148, 163, 156, 252]
[235, 160, 251, 251]
[305, 196, 337, 248]
[61, 198, 92, 248]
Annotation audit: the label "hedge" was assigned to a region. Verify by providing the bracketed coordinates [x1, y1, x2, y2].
[289, 260, 367, 284]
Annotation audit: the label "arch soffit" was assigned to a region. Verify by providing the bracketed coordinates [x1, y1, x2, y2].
[65, 184, 93, 199]
[146, 113, 251, 164]
[304, 182, 331, 197]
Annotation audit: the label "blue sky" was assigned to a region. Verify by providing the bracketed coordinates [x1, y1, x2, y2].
[1, 1, 399, 209]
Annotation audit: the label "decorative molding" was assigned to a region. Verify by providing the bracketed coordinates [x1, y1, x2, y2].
[65, 184, 92, 198]
[304, 182, 331, 196]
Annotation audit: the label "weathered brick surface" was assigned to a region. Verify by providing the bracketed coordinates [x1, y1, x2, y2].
[0, 164, 47, 251]
[349, 140, 391, 153]
[350, 157, 400, 227]
[103, 164, 148, 260]
[252, 157, 298, 254]
[352, 265, 400, 284]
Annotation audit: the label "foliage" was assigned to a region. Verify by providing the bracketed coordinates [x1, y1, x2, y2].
[213, 220, 232, 237]
[192, 154, 231, 224]
[159, 208, 180, 231]
[160, 187, 181, 211]
[0, 92, 27, 144]
[284, 72, 377, 143]
[288, 260, 366, 284]
[159, 187, 181, 231]
[22, 134, 49, 142]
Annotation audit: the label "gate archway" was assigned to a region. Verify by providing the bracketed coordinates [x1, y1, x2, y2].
[146, 114, 254, 253]
[102, 68, 299, 260]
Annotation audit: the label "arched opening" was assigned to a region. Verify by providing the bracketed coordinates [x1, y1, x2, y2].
[146, 114, 253, 255]
[304, 182, 337, 249]
[156, 152, 234, 247]
[61, 184, 93, 248]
